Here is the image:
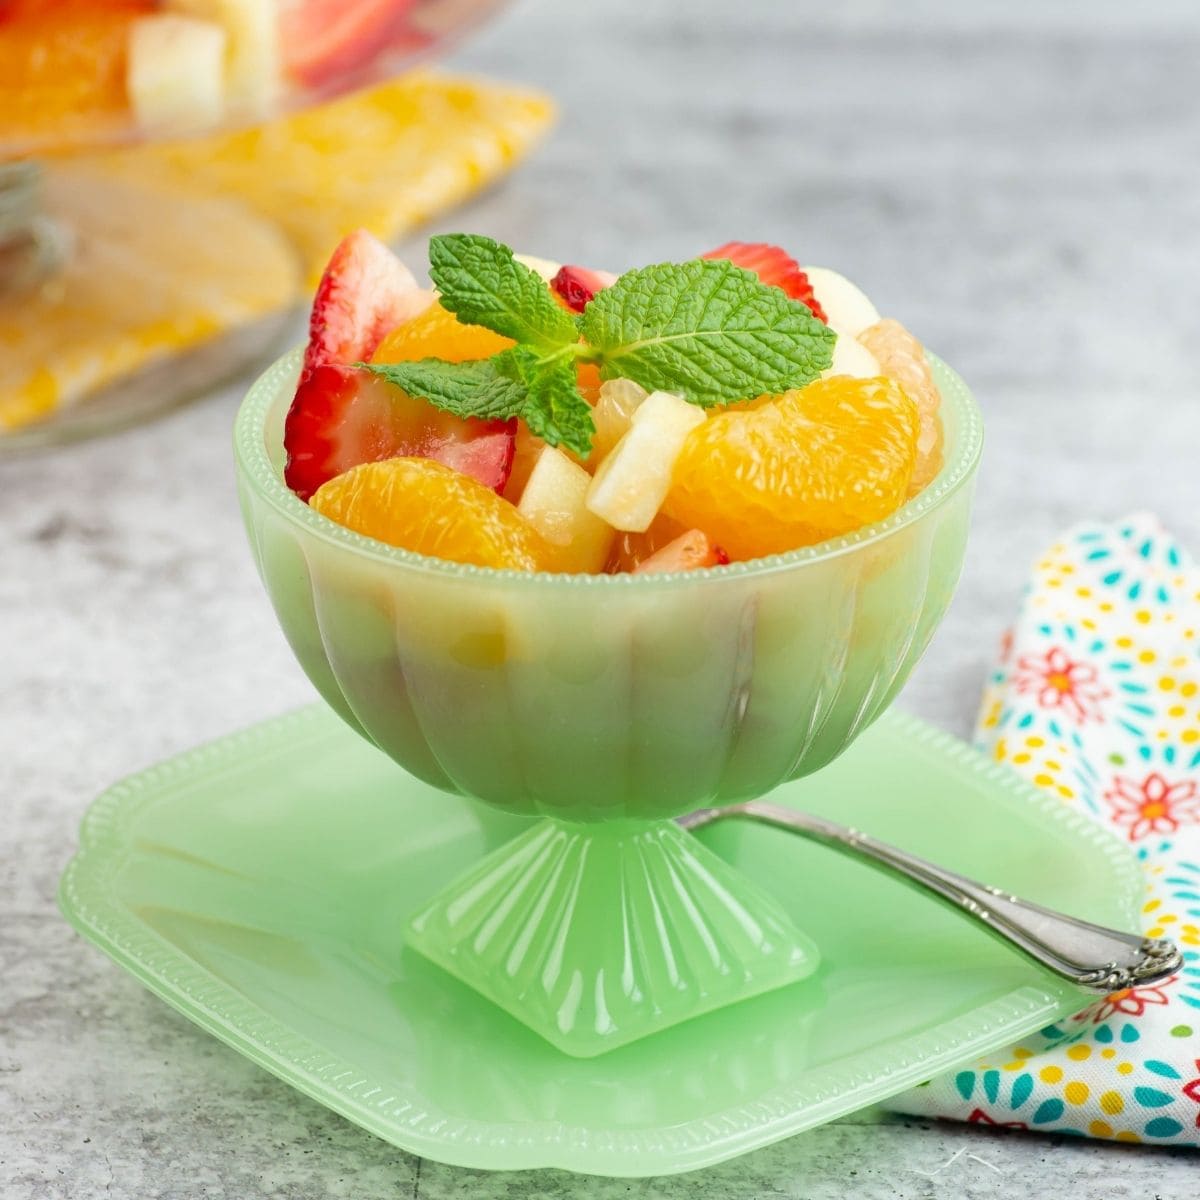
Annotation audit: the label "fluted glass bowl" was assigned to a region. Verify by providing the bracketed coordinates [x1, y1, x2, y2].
[234, 346, 983, 1056]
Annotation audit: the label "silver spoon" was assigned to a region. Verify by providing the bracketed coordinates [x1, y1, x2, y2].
[679, 800, 1181, 992]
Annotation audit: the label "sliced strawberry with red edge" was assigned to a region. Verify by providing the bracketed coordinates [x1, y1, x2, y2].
[632, 529, 729, 574]
[551, 265, 618, 313]
[284, 364, 515, 502]
[281, 0, 423, 89]
[701, 242, 827, 323]
[304, 228, 423, 374]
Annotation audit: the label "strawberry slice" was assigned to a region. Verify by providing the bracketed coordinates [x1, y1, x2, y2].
[284, 364, 515, 502]
[551, 265, 617, 313]
[280, 0, 422, 89]
[304, 228, 424, 374]
[632, 529, 729, 574]
[701, 242, 827, 323]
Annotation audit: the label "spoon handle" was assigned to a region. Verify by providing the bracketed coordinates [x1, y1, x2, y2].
[679, 800, 1181, 992]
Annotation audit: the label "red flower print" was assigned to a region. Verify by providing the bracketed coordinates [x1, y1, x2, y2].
[1012, 646, 1110, 724]
[1087, 977, 1176, 1022]
[1105, 773, 1200, 841]
[1183, 1060, 1200, 1128]
[968, 1108, 1029, 1130]
[998, 627, 1015, 665]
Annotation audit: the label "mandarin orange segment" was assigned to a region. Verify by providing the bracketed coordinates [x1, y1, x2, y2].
[663, 376, 920, 561]
[310, 457, 556, 571]
[857, 318, 943, 494]
[370, 300, 514, 364]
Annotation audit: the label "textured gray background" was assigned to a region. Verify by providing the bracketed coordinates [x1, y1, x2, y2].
[3, 0, 1200, 1195]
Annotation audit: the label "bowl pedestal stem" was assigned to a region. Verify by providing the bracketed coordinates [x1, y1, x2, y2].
[406, 816, 820, 1057]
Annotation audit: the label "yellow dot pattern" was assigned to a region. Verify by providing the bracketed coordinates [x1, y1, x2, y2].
[993, 732, 1080, 800]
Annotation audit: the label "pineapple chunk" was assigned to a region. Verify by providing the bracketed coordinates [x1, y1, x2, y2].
[822, 332, 882, 379]
[587, 377, 648, 466]
[167, 0, 282, 117]
[803, 266, 880, 337]
[128, 16, 229, 136]
[586, 391, 706, 533]
[518, 447, 615, 573]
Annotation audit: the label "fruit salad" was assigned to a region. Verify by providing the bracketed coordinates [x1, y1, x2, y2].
[0, 0, 463, 150]
[283, 229, 945, 574]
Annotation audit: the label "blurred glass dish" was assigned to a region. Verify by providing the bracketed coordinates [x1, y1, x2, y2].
[0, 162, 299, 442]
[0, 1, 549, 449]
[0, 0, 509, 155]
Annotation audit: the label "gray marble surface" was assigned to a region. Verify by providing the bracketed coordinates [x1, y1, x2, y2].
[4, 0, 1200, 1195]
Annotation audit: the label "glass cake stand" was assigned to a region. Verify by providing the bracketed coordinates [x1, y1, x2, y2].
[0, 0, 508, 449]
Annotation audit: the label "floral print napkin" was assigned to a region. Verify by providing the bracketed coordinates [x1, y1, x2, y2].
[885, 514, 1200, 1147]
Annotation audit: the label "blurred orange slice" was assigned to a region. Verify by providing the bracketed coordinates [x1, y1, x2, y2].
[0, 1, 153, 152]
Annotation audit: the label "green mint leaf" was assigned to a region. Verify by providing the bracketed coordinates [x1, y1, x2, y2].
[579, 259, 836, 406]
[360, 359, 524, 420]
[429, 233, 580, 354]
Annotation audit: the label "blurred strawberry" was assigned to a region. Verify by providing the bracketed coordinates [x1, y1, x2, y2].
[280, 0, 420, 88]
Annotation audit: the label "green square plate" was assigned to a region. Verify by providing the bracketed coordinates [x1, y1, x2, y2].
[59, 705, 1140, 1176]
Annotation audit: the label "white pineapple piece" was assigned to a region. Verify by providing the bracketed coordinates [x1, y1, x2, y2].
[803, 266, 880, 337]
[822, 332, 882, 379]
[588, 377, 648, 466]
[167, 0, 282, 118]
[586, 391, 706, 533]
[128, 16, 229, 137]
[518, 447, 615, 573]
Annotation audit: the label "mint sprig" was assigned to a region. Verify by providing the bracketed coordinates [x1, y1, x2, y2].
[364, 234, 835, 457]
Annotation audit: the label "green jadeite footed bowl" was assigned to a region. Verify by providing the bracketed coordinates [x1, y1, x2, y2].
[234, 348, 982, 1057]
[235, 348, 982, 823]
